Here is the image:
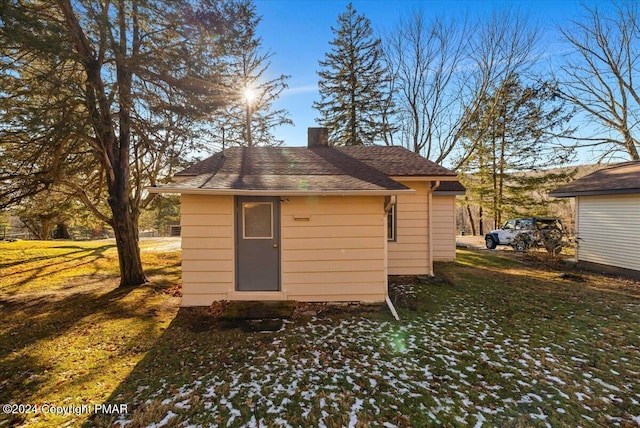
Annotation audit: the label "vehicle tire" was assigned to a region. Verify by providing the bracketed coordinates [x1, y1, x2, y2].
[485, 236, 497, 250]
[514, 240, 528, 253]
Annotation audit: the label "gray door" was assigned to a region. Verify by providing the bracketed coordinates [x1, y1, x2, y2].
[236, 196, 280, 291]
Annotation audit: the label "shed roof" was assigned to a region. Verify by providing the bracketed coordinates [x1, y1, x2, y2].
[153, 145, 461, 196]
[550, 161, 640, 197]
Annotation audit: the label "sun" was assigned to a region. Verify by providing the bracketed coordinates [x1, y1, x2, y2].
[242, 87, 257, 104]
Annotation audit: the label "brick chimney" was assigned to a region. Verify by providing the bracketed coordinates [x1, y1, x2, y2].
[308, 127, 329, 147]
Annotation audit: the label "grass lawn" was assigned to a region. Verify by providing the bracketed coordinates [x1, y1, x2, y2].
[1, 241, 639, 427]
[0, 239, 181, 427]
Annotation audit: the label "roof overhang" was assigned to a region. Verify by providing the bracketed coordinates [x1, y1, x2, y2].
[390, 175, 458, 182]
[391, 176, 466, 195]
[550, 188, 640, 198]
[433, 191, 466, 196]
[147, 186, 415, 196]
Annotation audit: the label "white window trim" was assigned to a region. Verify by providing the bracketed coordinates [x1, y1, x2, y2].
[242, 201, 273, 239]
[387, 204, 396, 242]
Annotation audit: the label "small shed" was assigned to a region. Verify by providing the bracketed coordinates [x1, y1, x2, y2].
[150, 128, 465, 306]
[550, 161, 640, 278]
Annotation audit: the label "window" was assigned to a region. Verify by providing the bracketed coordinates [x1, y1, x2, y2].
[243, 202, 273, 239]
[387, 204, 396, 241]
[503, 220, 516, 230]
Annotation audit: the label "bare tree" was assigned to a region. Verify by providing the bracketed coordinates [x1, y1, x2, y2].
[452, 10, 545, 235]
[383, 11, 470, 162]
[558, 1, 640, 160]
[455, 10, 543, 169]
[384, 9, 541, 167]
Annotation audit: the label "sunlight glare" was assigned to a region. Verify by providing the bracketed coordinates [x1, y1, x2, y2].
[389, 331, 408, 353]
[243, 87, 257, 104]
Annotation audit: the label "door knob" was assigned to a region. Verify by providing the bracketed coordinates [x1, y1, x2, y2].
[273, 243, 278, 248]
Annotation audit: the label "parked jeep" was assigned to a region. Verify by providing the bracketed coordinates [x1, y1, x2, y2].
[485, 217, 564, 253]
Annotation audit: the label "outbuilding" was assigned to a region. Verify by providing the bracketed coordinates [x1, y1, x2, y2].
[150, 128, 465, 306]
[550, 161, 640, 278]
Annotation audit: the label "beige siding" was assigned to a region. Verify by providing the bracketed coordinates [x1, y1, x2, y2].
[178, 186, 458, 305]
[388, 181, 429, 275]
[180, 194, 234, 306]
[281, 196, 387, 302]
[432, 195, 457, 261]
[576, 194, 640, 272]
[179, 194, 388, 305]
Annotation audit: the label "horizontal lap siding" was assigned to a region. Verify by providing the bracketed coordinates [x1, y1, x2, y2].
[281, 196, 387, 302]
[432, 195, 456, 261]
[388, 181, 428, 275]
[577, 194, 640, 272]
[180, 194, 234, 306]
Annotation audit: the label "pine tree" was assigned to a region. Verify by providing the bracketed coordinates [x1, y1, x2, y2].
[314, 3, 392, 146]
[213, 0, 292, 147]
[459, 74, 576, 233]
[0, 0, 238, 287]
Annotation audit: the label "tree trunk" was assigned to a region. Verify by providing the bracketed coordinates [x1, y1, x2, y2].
[623, 129, 640, 160]
[245, 104, 253, 147]
[109, 191, 146, 287]
[466, 203, 476, 236]
[54, 223, 71, 239]
[497, 122, 506, 228]
[59, 0, 147, 287]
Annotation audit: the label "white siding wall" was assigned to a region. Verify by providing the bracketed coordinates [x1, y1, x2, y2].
[576, 194, 640, 272]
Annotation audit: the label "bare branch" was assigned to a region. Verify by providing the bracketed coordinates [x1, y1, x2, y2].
[557, 1, 640, 160]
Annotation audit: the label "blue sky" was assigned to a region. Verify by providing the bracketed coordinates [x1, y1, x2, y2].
[253, 0, 588, 151]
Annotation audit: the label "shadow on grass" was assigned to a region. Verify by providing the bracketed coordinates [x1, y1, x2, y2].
[0, 244, 116, 290]
[86, 307, 245, 427]
[436, 249, 640, 325]
[0, 278, 159, 414]
[88, 301, 394, 428]
[0, 240, 182, 426]
[0, 244, 115, 270]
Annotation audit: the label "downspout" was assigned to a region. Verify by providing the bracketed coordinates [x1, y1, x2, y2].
[574, 197, 580, 263]
[384, 195, 396, 212]
[384, 195, 398, 320]
[428, 180, 441, 277]
[386, 296, 400, 321]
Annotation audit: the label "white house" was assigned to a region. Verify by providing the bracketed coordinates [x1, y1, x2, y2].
[550, 161, 640, 278]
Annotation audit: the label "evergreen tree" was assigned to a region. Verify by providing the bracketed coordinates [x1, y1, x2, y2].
[314, 3, 392, 146]
[0, 0, 238, 286]
[213, 0, 292, 147]
[459, 74, 576, 233]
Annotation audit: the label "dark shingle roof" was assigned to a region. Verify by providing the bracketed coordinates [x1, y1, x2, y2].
[171, 147, 409, 193]
[163, 145, 460, 194]
[434, 180, 466, 194]
[550, 161, 640, 197]
[337, 146, 457, 177]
